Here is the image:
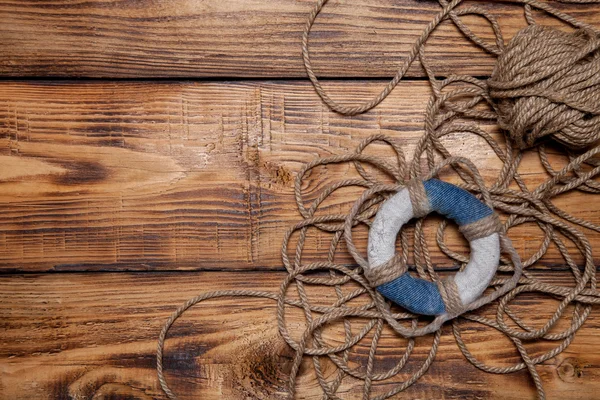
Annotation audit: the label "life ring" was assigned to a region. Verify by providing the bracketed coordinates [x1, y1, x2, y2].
[366, 179, 501, 316]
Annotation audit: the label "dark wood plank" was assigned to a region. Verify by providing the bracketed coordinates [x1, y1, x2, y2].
[1, 0, 599, 78]
[0, 271, 598, 399]
[1, 81, 598, 272]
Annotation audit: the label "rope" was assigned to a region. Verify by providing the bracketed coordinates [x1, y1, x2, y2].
[157, 1, 600, 398]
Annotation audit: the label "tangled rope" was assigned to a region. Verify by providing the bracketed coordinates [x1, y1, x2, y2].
[490, 24, 600, 149]
[158, 1, 600, 399]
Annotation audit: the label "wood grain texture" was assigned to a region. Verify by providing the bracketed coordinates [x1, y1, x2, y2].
[2, 2, 600, 399]
[1, 0, 599, 78]
[1, 80, 599, 272]
[0, 271, 598, 399]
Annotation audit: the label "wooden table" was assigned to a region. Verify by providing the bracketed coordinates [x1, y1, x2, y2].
[1, 1, 600, 399]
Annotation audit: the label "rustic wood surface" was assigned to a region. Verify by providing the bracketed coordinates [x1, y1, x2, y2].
[1, 1, 599, 399]
[1, 272, 599, 400]
[0, 0, 599, 78]
[1, 81, 598, 273]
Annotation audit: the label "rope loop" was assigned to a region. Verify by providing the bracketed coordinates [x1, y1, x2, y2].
[158, 1, 600, 399]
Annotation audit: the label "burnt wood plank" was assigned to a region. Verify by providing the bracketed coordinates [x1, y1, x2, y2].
[0, 81, 598, 272]
[0, 271, 598, 399]
[0, 0, 599, 78]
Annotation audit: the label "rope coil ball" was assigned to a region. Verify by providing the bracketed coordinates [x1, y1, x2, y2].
[490, 24, 600, 149]
[157, 1, 600, 399]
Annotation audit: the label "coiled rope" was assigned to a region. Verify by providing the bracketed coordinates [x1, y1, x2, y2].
[158, 1, 600, 398]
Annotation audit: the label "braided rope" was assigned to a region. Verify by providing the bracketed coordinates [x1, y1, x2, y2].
[438, 277, 465, 315]
[364, 253, 409, 288]
[157, 1, 600, 399]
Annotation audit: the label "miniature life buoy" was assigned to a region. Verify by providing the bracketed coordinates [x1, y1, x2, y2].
[367, 179, 501, 315]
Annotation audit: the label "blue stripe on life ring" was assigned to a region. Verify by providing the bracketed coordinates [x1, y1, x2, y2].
[377, 272, 446, 315]
[423, 179, 493, 226]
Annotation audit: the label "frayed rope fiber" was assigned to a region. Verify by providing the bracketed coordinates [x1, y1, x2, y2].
[157, 1, 600, 399]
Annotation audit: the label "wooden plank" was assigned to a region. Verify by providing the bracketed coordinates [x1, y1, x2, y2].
[1, 0, 599, 78]
[0, 271, 598, 399]
[1, 80, 599, 272]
